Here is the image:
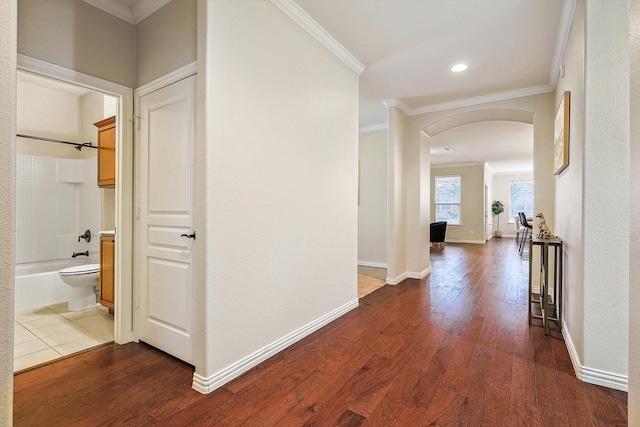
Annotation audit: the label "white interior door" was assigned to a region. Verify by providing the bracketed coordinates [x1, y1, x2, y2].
[137, 75, 196, 364]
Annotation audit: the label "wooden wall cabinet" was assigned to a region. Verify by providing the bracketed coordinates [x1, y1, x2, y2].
[94, 116, 116, 187]
[100, 234, 115, 313]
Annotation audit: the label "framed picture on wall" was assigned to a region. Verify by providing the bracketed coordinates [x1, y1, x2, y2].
[554, 91, 570, 175]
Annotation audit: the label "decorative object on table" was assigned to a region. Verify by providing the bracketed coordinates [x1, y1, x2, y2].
[492, 200, 504, 237]
[554, 91, 570, 175]
[535, 212, 553, 239]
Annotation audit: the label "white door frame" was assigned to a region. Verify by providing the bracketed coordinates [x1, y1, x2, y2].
[17, 54, 135, 344]
[132, 62, 198, 343]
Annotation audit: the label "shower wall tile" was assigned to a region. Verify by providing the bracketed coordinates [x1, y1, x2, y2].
[16, 155, 101, 264]
[56, 158, 84, 183]
[79, 157, 100, 260]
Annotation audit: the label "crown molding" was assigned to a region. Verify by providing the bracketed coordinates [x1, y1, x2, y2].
[549, 0, 577, 90]
[82, 0, 170, 25]
[359, 123, 388, 133]
[271, 0, 365, 75]
[409, 84, 553, 116]
[383, 98, 411, 115]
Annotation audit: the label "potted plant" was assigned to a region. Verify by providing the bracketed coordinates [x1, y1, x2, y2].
[492, 200, 504, 238]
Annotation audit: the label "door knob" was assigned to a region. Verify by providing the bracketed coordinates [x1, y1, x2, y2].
[181, 232, 196, 240]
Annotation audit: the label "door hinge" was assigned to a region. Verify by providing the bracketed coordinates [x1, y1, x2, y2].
[136, 206, 140, 220]
[132, 115, 141, 131]
[135, 296, 140, 309]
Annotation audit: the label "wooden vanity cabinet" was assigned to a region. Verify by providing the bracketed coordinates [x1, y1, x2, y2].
[94, 116, 116, 187]
[100, 234, 115, 313]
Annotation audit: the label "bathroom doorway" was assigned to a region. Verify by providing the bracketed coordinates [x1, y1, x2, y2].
[13, 67, 127, 372]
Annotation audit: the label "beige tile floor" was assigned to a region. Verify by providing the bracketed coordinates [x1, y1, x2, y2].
[358, 266, 386, 298]
[14, 302, 114, 372]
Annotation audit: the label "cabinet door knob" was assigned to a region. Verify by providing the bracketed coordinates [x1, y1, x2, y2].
[181, 232, 196, 240]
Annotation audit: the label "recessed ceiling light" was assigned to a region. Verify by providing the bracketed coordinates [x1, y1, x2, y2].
[451, 63, 468, 72]
[444, 147, 455, 152]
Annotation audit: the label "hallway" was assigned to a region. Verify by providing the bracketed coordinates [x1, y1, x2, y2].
[13, 239, 627, 425]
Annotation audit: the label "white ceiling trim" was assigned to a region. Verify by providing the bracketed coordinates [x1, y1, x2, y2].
[82, 0, 170, 24]
[410, 85, 553, 115]
[383, 98, 411, 115]
[548, 0, 578, 90]
[271, 0, 366, 75]
[383, 84, 553, 117]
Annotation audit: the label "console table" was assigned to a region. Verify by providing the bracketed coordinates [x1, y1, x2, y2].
[528, 235, 563, 335]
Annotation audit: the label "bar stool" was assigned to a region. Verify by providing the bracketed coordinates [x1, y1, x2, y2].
[518, 212, 532, 257]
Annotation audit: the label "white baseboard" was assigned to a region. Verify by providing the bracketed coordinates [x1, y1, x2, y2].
[445, 238, 486, 244]
[357, 260, 387, 269]
[386, 271, 408, 285]
[192, 298, 359, 394]
[407, 267, 431, 279]
[562, 320, 628, 392]
[386, 267, 431, 284]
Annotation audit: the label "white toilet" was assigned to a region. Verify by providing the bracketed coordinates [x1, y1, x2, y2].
[58, 264, 100, 311]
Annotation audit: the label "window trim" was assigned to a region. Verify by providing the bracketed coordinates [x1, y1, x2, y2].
[508, 180, 534, 219]
[434, 175, 461, 225]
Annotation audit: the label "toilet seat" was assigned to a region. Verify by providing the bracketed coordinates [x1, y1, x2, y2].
[59, 264, 100, 276]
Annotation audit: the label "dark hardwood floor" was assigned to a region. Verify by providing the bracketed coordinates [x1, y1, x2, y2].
[14, 238, 627, 426]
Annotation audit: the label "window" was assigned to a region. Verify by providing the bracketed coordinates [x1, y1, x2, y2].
[435, 176, 461, 225]
[509, 181, 534, 219]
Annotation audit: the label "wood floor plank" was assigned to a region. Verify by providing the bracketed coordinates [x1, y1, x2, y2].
[13, 239, 627, 426]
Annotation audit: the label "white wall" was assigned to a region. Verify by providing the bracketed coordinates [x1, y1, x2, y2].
[629, 0, 640, 420]
[493, 172, 534, 237]
[556, 0, 629, 391]
[386, 107, 408, 281]
[582, 0, 629, 384]
[17, 0, 136, 88]
[197, 0, 359, 385]
[431, 164, 486, 243]
[555, 0, 587, 376]
[136, 0, 196, 87]
[358, 129, 387, 266]
[0, 1, 16, 423]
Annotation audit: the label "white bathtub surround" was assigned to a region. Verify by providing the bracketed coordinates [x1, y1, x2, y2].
[13, 302, 113, 372]
[15, 155, 100, 264]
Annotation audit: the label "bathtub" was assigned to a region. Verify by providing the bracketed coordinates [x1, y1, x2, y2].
[15, 259, 95, 311]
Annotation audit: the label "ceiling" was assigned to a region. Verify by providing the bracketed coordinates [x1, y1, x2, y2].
[83, 0, 573, 173]
[294, 0, 572, 174]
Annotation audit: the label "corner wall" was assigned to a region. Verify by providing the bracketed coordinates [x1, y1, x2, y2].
[386, 106, 409, 282]
[0, 1, 16, 423]
[196, 0, 359, 388]
[554, 0, 587, 379]
[629, 0, 640, 419]
[135, 0, 197, 87]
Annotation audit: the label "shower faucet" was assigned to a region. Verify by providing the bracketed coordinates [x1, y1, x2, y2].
[72, 251, 89, 258]
[78, 229, 91, 242]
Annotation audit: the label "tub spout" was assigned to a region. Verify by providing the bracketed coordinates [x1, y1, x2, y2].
[72, 251, 89, 258]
